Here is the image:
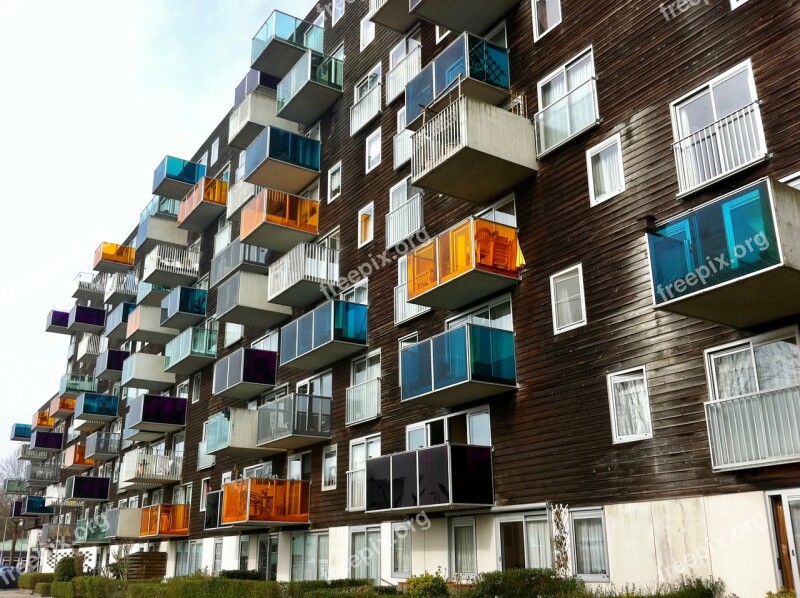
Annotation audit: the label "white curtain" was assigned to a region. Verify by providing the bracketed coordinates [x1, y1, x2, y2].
[525, 519, 551, 568]
[317, 534, 329, 580]
[453, 523, 476, 576]
[553, 271, 583, 329]
[393, 527, 411, 575]
[573, 517, 607, 575]
[367, 530, 381, 581]
[591, 143, 622, 200]
[612, 373, 650, 438]
[566, 55, 594, 135]
[351, 532, 367, 578]
[304, 534, 318, 581]
[541, 73, 567, 148]
[712, 348, 757, 399]
[291, 535, 304, 581]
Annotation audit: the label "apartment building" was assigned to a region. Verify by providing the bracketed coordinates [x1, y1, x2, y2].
[6, 0, 800, 595]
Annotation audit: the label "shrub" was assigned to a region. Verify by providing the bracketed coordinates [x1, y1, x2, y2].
[466, 568, 585, 598]
[218, 570, 265, 581]
[305, 590, 398, 598]
[768, 591, 797, 598]
[126, 581, 167, 598]
[405, 570, 449, 598]
[70, 576, 129, 598]
[35, 581, 53, 596]
[20, 573, 55, 589]
[50, 581, 74, 598]
[55, 557, 78, 582]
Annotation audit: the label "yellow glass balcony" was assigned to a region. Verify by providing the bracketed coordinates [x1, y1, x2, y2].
[49, 396, 76, 420]
[407, 217, 522, 310]
[139, 504, 189, 537]
[178, 177, 229, 232]
[241, 189, 320, 252]
[220, 478, 310, 526]
[64, 444, 95, 471]
[93, 243, 135, 273]
[32, 411, 55, 432]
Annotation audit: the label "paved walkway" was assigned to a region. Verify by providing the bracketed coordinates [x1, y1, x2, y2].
[0, 590, 31, 596]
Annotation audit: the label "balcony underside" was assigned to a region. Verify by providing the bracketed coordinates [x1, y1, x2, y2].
[123, 375, 174, 393]
[282, 341, 365, 371]
[270, 279, 329, 308]
[137, 219, 189, 256]
[73, 287, 103, 302]
[51, 406, 75, 419]
[208, 444, 283, 458]
[153, 178, 194, 202]
[218, 300, 292, 328]
[244, 221, 318, 254]
[69, 321, 104, 335]
[77, 351, 99, 365]
[410, 0, 519, 34]
[231, 120, 265, 151]
[253, 40, 307, 79]
[161, 311, 205, 331]
[245, 159, 319, 196]
[404, 379, 516, 408]
[127, 327, 177, 345]
[75, 420, 103, 433]
[259, 434, 331, 450]
[94, 259, 132, 275]
[105, 288, 136, 307]
[86, 449, 117, 462]
[370, 0, 418, 31]
[178, 202, 227, 233]
[95, 365, 123, 382]
[278, 83, 343, 127]
[409, 270, 519, 310]
[64, 462, 93, 472]
[104, 321, 128, 340]
[142, 268, 197, 288]
[215, 381, 277, 401]
[120, 476, 178, 490]
[165, 354, 215, 376]
[124, 429, 164, 443]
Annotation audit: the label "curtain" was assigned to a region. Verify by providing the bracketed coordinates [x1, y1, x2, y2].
[566, 55, 594, 135]
[553, 271, 583, 329]
[303, 534, 317, 581]
[351, 532, 367, 578]
[754, 339, 800, 392]
[712, 347, 757, 399]
[291, 535, 304, 581]
[393, 527, 411, 575]
[367, 530, 381, 581]
[526, 519, 551, 569]
[573, 517, 607, 575]
[612, 373, 650, 438]
[317, 534, 329, 580]
[453, 523, 476, 576]
[540, 73, 566, 149]
[591, 143, 621, 200]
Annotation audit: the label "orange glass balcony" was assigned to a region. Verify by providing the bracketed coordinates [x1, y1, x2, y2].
[221, 478, 310, 526]
[139, 504, 189, 538]
[49, 396, 76, 420]
[64, 444, 95, 471]
[241, 189, 320, 252]
[407, 217, 522, 310]
[32, 411, 55, 432]
[177, 177, 228, 232]
[93, 243, 135, 273]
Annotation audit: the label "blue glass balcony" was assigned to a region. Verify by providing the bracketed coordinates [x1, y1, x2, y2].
[213, 348, 278, 400]
[160, 287, 207, 329]
[405, 33, 510, 130]
[277, 50, 344, 126]
[409, 0, 520, 35]
[401, 324, 516, 407]
[104, 302, 137, 340]
[59, 374, 98, 398]
[86, 431, 121, 461]
[65, 476, 110, 502]
[207, 408, 280, 457]
[21, 495, 54, 516]
[256, 394, 332, 449]
[164, 326, 218, 375]
[152, 156, 207, 199]
[67, 305, 106, 334]
[366, 444, 494, 513]
[95, 349, 130, 381]
[137, 281, 172, 307]
[280, 300, 368, 370]
[216, 272, 292, 328]
[244, 127, 321, 194]
[30, 431, 63, 452]
[75, 393, 118, 429]
[251, 10, 324, 78]
[46, 310, 70, 334]
[121, 353, 176, 392]
[646, 178, 800, 328]
[209, 239, 272, 288]
[11, 424, 31, 442]
[126, 394, 187, 438]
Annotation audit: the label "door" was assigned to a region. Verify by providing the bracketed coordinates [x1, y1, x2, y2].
[257, 533, 279, 581]
[499, 521, 526, 570]
[772, 493, 800, 589]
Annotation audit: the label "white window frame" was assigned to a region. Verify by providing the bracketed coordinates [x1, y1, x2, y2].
[435, 26, 450, 43]
[322, 445, 337, 491]
[289, 451, 312, 481]
[328, 161, 342, 203]
[360, 16, 375, 51]
[350, 525, 381, 580]
[476, 194, 516, 227]
[340, 278, 369, 305]
[537, 47, 595, 112]
[365, 128, 382, 173]
[549, 263, 587, 334]
[191, 373, 201, 404]
[532, 0, 562, 42]
[243, 462, 273, 479]
[780, 171, 800, 190]
[357, 202, 375, 247]
[730, 0, 750, 8]
[446, 294, 514, 332]
[586, 133, 626, 206]
[332, 0, 345, 25]
[606, 366, 653, 444]
[405, 405, 492, 450]
[199, 477, 210, 512]
[210, 138, 219, 166]
[495, 511, 552, 570]
[449, 516, 478, 579]
[252, 330, 279, 353]
[569, 507, 610, 582]
[391, 521, 412, 578]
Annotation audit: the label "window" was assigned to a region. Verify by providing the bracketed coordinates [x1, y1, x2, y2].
[175, 541, 189, 577]
[235, 150, 246, 183]
[348, 435, 381, 511]
[291, 531, 329, 580]
[189, 541, 203, 575]
[218, 165, 230, 184]
[244, 462, 273, 478]
[587, 134, 625, 205]
[532, 0, 562, 41]
[358, 203, 375, 247]
[313, 11, 325, 29]
[297, 370, 333, 397]
[406, 407, 491, 450]
[497, 512, 552, 570]
[570, 508, 609, 581]
[351, 527, 381, 581]
[333, 44, 344, 62]
[213, 539, 223, 574]
[390, 31, 421, 70]
[210, 138, 219, 166]
[173, 483, 192, 505]
[222, 471, 233, 485]
[477, 194, 516, 227]
[252, 330, 279, 352]
[224, 322, 244, 347]
[607, 367, 653, 443]
[389, 177, 422, 215]
[730, 0, 750, 9]
[328, 161, 342, 202]
[550, 264, 587, 334]
[352, 352, 380, 387]
[289, 452, 312, 481]
[239, 536, 249, 570]
[435, 26, 450, 43]
[191, 373, 201, 404]
[332, 0, 344, 25]
[340, 279, 368, 305]
[177, 380, 189, 399]
[448, 296, 513, 332]
[198, 153, 207, 170]
[360, 16, 375, 51]
[355, 65, 381, 103]
[450, 517, 477, 578]
[199, 477, 211, 512]
[392, 522, 411, 578]
[781, 172, 800, 191]
[365, 129, 382, 172]
[322, 445, 337, 491]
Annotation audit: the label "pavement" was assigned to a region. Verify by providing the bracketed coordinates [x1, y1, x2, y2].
[0, 591, 31, 596]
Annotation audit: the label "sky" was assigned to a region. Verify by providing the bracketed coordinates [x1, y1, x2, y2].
[0, 0, 318, 460]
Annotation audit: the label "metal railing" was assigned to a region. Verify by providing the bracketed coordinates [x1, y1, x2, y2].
[346, 378, 381, 426]
[17, 443, 48, 461]
[25, 463, 59, 484]
[227, 180, 263, 220]
[75, 272, 108, 297]
[386, 194, 423, 249]
[104, 272, 139, 302]
[412, 96, 467, 181]
[347, 469, 366, 511]
[267, 243, 339, 300]
[351, 83, 382, 136]
[394, 283, 430, 325]
[77, 334, 105, 360]
[393, 128, 413, 169]
[120, 449, 183, 483]
[387, 46, 421, 104]
[143, 245, 200, 281]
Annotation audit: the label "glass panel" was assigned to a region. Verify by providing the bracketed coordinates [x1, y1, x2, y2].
[500, 521, 526, 570]
[366, 457, 391, 511]
[573, 516, 608, 575]
[392, 452, 417, 509]
[418, 445, 449, 506]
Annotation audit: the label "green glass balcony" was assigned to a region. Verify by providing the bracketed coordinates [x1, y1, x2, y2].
[244, 127, 321, 195]
[59, 374, 98, 399]
[165, 326, 218, 375]
[160, 287, 208, 329]
[4, 479, 27, 494]
[277, 50, 343, 126]
[251, 10, 324, 78]
[75, 517, 109, 544]
[207, 408, 280, 457]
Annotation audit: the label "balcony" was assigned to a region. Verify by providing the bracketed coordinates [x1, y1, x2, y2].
[210, 238, 272, 288]
[251, 10, 324, 78]
[10, 423, 31, 442]
[347, 469, 366, 511]
[205, 491, 223, 530]
[368, 0, 417, 31]
[95, 349, 130, 381]
[410, 0, 519, 34]
[105, 508, 143, 540]
[120, 449, 183, 488]
[673, 102, 767, 196]
[164, 326, 218, 375]
[207, 408, 280, 457]
[25, 464, 59, 487]
[11, 501, 37, 518]
[412, 96, 536, 202]
[59, 374, 98, 398]
[221, 478, 310, 526]
[177, 177, 228, 232]
[21, 496, 54, 516]
[46, 310, 70, 335]
[216, 272, 292, 328]
[346, 378, 381, 426]
[63, 445, 95, 471]
[277, 51, 343, 126]
[350, 83, 382, 136]
[267, 243, 339, 307]
[49, 396, 76, 419]
[67, 305, 105, 334]
[280, 300, 368, 370]
[137, 281, 171, 307]
[142, 244, 200, 287]
[75, 518, 108, 544]
[104, 272, 139, 306]
[407, 217, 521, 309]
[75, 393, 118, 430]
[244, 127, 321, 194]
[103, 302, 136, 339]
[394, 283, 430, 324]
[213, 348, 278, 400]
[77, 334, 103, 364]
[41, 523, 76, 546]
[121, 354, 176, 392]
[386, 194, 424, 249]
[160, 287, 207, 329]
[227, 179, 263, 221]
[534, 77, 600, 157]
[63, 475, 110, 501]
[136, 196, 187, 254]
[646, 178, 800, 328]
[394, 128, 413, 169]
[93, 242, 135, 273]
[230, 73, 299, 150]
[197, 440, 216, 470]
[152, 156, 207, 199]
[256, 394, 332, 449]
[85, 431, 121, 461]
[4, 479, 27, 494]
[241, 189, 320, 253]
[126, 305, 179, 344]
[406, 33, 510, 130]
[73, 272, 107, 301]
[140, 504, 189, 538]
[126, 394, 187, 438]
[32, 411, 54, 432]
[17, 443, 47, 462]
[387, 46, 421, 104]
[401, 324, 517, 407]
[367, 444, 494, 514]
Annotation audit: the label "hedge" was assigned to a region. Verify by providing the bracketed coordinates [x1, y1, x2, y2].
[20, 572, 55, 589]
[34, 581, 53, 596]
[50, 581, 75, 598]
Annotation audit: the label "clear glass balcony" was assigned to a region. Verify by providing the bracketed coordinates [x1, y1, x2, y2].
[67, 305, 106, 334]
[140, 504, 189, 537]
[216, 271, 293, 328]
[251, 10, 324, 78]
[387, 45, 421, 104]
[93, 242, 136, 273]
[136, 196, 187, 255]
[73, 271, 108, 301]
[256, 394, 332, 449]
[32, 411, 54, 432]
[221, 478, 310, 526]
[241, 188, 320, 252]
[10, 423, 31, 442]
[95, 349, 130, 381]
[177, 177, 228, 232]
[213, 348, 278, 400]
[64, 475, 110, 501]
[164, 326, 218, 375]
[120, 449, 184, 488]
[244, 127, 321, 194]
[29, 431, 62, 453]
[59, 374, 98, 398]
[64, 444, 95, 470]
[24, 463, 59, 486]
[121, 353, 176, 392]
[17, 443, 48, 462]
[368, 0, 417, 31]
[104, 302, 137, 339]
[152, 156, 207, 199]
[104, 508, 143, 540]
[277, 50, 344, 126]
[210, 238, 272, 288]
[46, 310, 70, 334]
[160, 287, 208, 329]
[207, 408, 279, 457]
[137, 281, 172, 307]
[267, 242, 339, 307]
[85, 431, 121, 461]
[104, 271, 139, 306]
[534, 77, 600, 156]
[126, 305, 180, 344]
[346, 378, 381, 426]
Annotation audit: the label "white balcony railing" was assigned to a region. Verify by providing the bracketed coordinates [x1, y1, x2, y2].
[394, 128, 413, 169]
[120, 449, 183, 483]
[394, 283, 430, 325]
[75, 272, 108, 297]
[673, 101, 767, 196]
[705, 386, 800, 471]
[386, 194, 423, 249]
[412, 96, 467, 181]
[346, 469, 366, 511]
[368, 0, 388, 17]
[386, 46, 421, 104]
[534, 77, 600, 157]
[143, 245, 200, 281]
[351, 84, 382, 137]
[197, 441, 215, 470]
[267, 243, 339, 301]
[104, 272, 139, 303]
[77, 334, 105, 361]
[214, 223, 232, 257]
[346, 378, 381, 426]
[227, 180, 263, 220]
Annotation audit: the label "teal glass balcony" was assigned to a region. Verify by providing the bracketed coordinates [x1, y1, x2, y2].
[244, 127, 321, 195]
[216, 271, 292, 328]
[409, 0, 520, 36]
[207, 408, 280, 457]
[280, 300, 368, 370]
[277, 50, 344, 126]
[104, 302, 137, 340]
[59, 374, 98, 398]
[11, 424, 31, 442]
[405, 33, 510, 130]
[401, 324, 516, 407]
[121, 353, 176, 392]
[256, 394, 332, 449]
[137, 281, 172, 307]
[136, 196, 188, 255]
[75, 393, 118, 433]
[367, 0, 417, 32]
[165, 326, 218, 375]
[75, 517, 109, 544]
[646, 178, 800, 328]
[251, 10, 324, 78]
[160, 287, 208, 329]
[152, 156, 207, 200]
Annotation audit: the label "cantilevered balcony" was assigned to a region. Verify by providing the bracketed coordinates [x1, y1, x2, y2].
[221, 478, 310, 526]
[251, 10, 324, 78]
[277, 51, 343, 126]
[207, 408, 279, 457]
[10, 424, 31, 442]
[126, 394, 187, 437]
[177, 177, 228, 232]
[409, 0, 519, 34]
[152, 156, 207, 199]
[46, 310, 70, 334]
[646, 178, 800, 328]
[67, 305, 105, 334]
[63, 444, 95, 471]
[126, 305, 179, 344]
[366, 443, 494, 513]
[216, 272, 292, 328]
[256, 394, 332, 449]
[267, 243, 339, 307]
[346, 378, 381, 426]
[387, 46, 421, 104]
[368, 0, 417, 33]
[73, 272, 107, 301]
[136, 196, 188, 254]
[210, 238, 271, 288]
[32, 411, 54, 432]
[17, 443, 47, 462]
[142, 244, 200, 287]
[160, 287, 207, 329]
[244, 127, 321, 194]
[74, 393, 118, 431]
[386, 193, 424, 249]
[21, 495, 54, 516]
[59, 374, 98, 398]
[65, 475, 110, 501]
[24, 464, 59, 487]
[405, 33, 510, 130]
[121, 354, 176, 392]
[4, 479, 27, 494]
[104, 508, 143, 540]
[75, 517, 109, 544]
[11, 501, 37, 518]
[85, 432, 121, 461]
[213, 348, 278, 400]
[241, 189, 320, 252]
[137, 281, 171, 307]
[534, 77, 600, 157]
[279, 300, 368, 370]
[401, 324, 517, 407]
[49, 396, 76, 419]
[120, 449, 183, 488]
[77, 334, 103, 364]
[95, 349, 130, 381]
[411, 96, 537, 202]
[227, 179, 263, 221]
[229, 74, 299, 149]
[42, 524, 76, 546]
[104, 303, 136, 340]
[164, 326, 218, 375]
[350, 83, 382, 136]
[104, 272, 139, 306]
[93, 242, 135, 273]
[140, 504, 189, 537]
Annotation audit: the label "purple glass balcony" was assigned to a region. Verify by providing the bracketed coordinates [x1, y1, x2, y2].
[12, 501, 37, 518]
[65, 475, 110, 502]
[30, 430, 63, 452]
[212, 348, 278, 400]
[95, 349, 130, 382]
[46, 310, 70, 334]
[67, 305, 106, 334]
[11, 424, 32, 442]
[127, 394, 187, 435]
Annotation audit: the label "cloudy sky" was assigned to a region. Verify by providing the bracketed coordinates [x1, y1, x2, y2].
[0, 0, 317, 459]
